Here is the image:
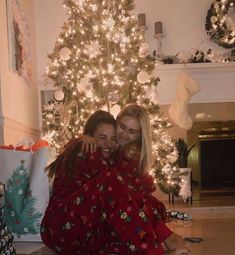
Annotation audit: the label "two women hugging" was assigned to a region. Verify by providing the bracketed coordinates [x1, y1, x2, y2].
[41, 104, 191, 255]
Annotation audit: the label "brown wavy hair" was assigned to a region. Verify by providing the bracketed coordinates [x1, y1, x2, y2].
[46, 110, 116, 178]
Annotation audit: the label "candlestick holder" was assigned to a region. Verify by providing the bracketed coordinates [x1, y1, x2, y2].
[154, 33, 163, 57]
[138, 13, 147, 32]
[154, 21, 163, 58]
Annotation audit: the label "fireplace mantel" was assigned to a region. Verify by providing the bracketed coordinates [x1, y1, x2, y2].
[153, 62, 235, 105]
[155, 62, 235, 72]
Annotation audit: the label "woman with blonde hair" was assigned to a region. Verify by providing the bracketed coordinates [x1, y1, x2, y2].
[116, 103, 152, 173]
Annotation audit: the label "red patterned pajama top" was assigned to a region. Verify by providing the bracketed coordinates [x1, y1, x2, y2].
[41, 150, 172, 255]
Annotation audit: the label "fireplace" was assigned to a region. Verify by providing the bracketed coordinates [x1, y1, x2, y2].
[187, 121, 235, 195]
[200, 137, 235, 189]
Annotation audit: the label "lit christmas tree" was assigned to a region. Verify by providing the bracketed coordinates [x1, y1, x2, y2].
[4, 160, 42, 237]
[42, 0, 181, 194]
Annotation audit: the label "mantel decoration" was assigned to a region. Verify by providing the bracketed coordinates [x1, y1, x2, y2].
[154, 48, 235, 64]
[205, 0, 235, 49]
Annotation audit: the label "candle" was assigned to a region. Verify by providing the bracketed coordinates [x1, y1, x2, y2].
[155, 21, 162, 34]
[138, 13, 146, 27]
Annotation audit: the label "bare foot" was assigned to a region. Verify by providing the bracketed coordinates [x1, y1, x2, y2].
[165, 248, 191, 255]
[164, 233, 191, 255]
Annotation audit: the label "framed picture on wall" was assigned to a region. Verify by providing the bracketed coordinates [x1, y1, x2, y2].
[6, 0, 32, 86]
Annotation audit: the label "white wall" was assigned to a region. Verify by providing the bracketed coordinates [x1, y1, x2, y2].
[34, 0, 66, 86]
[0, 0, 40, 144]
[134, 0, 205, 54]
[34, 0, 235, 106]
[134, 0, 230, 54]
[133, 0, 235, 105]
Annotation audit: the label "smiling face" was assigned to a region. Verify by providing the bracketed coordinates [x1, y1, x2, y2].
[93, 123, 117, 158]
[116, 115, 141, 146]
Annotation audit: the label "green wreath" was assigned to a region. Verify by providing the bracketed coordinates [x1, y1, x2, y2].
[205, 0, 235, 48]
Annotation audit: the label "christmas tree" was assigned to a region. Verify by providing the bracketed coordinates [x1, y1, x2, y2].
[4, 160, 42, 237]
[42, 0, 181, 194]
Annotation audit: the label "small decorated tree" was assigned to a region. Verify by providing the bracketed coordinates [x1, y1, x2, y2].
[175, 138, 195, 201]
[4, 160, 42, 237]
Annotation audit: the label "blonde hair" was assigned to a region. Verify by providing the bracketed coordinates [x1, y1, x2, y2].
[116, 104, 152, 174]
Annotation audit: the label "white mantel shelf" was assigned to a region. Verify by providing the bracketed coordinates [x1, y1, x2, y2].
[155, 62, 235, 73]
[153, 62, 235, 105]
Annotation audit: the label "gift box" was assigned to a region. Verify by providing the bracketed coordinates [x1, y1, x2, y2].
[0, 142, 50, 241]
[0, 183, 16, 254]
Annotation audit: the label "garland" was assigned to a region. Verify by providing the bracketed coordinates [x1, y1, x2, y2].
[154, 48, 235, 64]
[205, 0, 235, 48]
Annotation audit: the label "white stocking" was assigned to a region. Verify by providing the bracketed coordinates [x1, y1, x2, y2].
[168, 72, 200, 130]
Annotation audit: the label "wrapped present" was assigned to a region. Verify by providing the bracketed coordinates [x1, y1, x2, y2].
[0, 183, 5, 221]
[0, 183, 16, 254]
[0, 144, 49, 241]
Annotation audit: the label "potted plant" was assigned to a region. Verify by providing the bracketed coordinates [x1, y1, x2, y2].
[175, 138, 195, 168]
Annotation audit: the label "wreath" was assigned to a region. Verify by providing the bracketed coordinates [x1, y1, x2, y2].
[205, 0, 235, 48]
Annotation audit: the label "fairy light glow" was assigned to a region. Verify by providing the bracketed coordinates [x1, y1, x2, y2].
[42, 0, 181, 194]
[206, 0, 235, 48]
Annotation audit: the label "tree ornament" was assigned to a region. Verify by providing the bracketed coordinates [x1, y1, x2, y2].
[127, 62, 136, 74]
[205, 0, 235, 48]
[85, 40, 102, 59]
[146, 87, 159, 104]
[120, 35, 129, 44]
[107, 64, 114, 74]
[74, 0, 86, 7]
[108, 91, 120, 103]
[102, 17, 115, 30]
[59, 47, 71, 61]
[166, 148, 178, 164]
[160, 133, 172, 144]
[137, 71, 150, 84]
[120, 14, 129, 23]
[112, 31, 124, 44]
[110, 104, 121, 118]
[210, 15, 218, 23]
[138, 43, 150, 58]
[77, 76, 93, 98]
[54, 90, 65, 101]
[162, 164, 172, 174]
[90, 4, 97, 12]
